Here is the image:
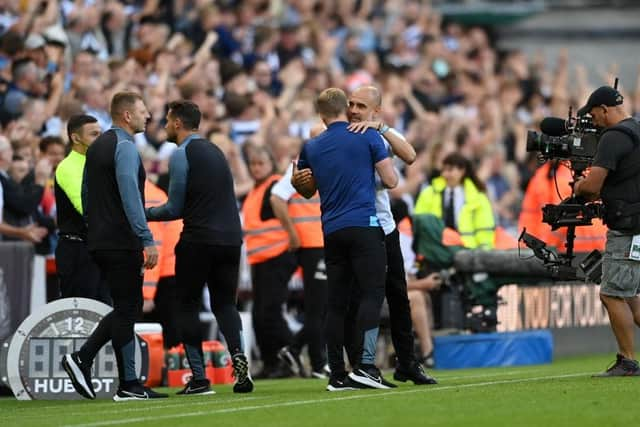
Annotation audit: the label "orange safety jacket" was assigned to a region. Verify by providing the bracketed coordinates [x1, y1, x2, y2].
[518, 163, 606, 252]
[397, 216, 412, 238]
[159, 218, 181, 279]
[288, 192, 323, 248]
[143, 180, 183, 300]
[243, 175, 289, 265]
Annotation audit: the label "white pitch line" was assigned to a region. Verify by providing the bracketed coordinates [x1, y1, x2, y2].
[4, 370, 526, 416]
[65, 372, 592, 427]
[436, 369, 527, 381]
[3, 395, 271, 420]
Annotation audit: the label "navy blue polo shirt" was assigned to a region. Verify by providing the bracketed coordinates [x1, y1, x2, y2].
[298, 121, 389, 236]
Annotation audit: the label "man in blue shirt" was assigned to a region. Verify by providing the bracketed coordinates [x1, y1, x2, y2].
[296, 87, 397, 390]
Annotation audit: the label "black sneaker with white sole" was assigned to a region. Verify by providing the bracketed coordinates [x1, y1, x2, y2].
[326, 372, 359, 391]
[349, 364, 396, 389]
[176, 378, 215, 395]
[61, 353, 96, 400]
[232, 353, 254, 393]
[113, 381, 169, 402]
[312, 364, 331, 380]
[278, 346, 307, 377]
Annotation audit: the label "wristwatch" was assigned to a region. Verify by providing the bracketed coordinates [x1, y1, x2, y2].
[378, 123, 390, 135]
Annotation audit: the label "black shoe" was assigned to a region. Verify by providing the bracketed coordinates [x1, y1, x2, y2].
[278, 346, 307, 377]
[394, 362, 438, 385]
[176, 378, 215, 395]
[326, 372, 360, 391]
[348, 364, 396, 389]
[232, 353, 254, 393]
[113, 382, 169, 401]
[593, 354, 640, 377]
[312, 364, 331, 380]
[61, 353, 96, 400]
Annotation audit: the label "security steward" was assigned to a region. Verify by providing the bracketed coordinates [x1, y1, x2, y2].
[243, 144, 297, 379]
[574, 85, 640, 376]
[54, 114, 109, 304]
[271, 162, 327, 378]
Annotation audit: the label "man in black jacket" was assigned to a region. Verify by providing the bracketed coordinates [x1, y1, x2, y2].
[61, 92, 166, 401]
[146, 100, 253, 395]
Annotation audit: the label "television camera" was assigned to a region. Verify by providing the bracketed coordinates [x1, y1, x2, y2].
[520, 106, 604, 283]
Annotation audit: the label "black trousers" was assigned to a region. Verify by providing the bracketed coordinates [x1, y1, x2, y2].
[383, 228, 416, 368]
[142, 276, 179, 349]
[325, 227, 386, 375]
[79, 250, 143, 383]
[251, 250, 297, 368]
[55, 238, 110, 305]
[174, 240, 244, 365]
[345, 228, 417, 368]
[291, 247, 327, 372]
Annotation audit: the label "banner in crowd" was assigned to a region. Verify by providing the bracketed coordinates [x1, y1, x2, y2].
[0, 242, 34, 343]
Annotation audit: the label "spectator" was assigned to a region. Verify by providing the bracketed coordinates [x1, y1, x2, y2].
[414, 153, 495, 249]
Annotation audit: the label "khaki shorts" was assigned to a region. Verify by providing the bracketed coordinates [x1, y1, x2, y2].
[600, 230, 640, 298]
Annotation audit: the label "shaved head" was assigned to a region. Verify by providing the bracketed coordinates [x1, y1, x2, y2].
[348, 85, 382, 123]
[353, 85, 381, 107]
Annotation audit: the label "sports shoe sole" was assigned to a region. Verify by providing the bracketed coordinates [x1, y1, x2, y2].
[113, 391, 169, 401]
[178, 390, 216, 396]
[232, 354, 254, 393]
[326, 384, 358, 391]
[394, 371, 438, 385]
[348, 371, 392, 389]
[61, 354, 95, 400]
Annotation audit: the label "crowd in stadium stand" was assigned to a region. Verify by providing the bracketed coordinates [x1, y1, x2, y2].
[1, 0, 639, 375]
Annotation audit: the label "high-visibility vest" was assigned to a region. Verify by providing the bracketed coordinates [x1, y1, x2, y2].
[288, 192, 323, 248]
[397, 216, 412, 238]
[143, 180, 183, 300]
[518, 163, 606, 252]
[143, 180, 165, 300]
[414, 177, 495, 249]
[159, 218, 181, 278]
[243, 175, 289, 265]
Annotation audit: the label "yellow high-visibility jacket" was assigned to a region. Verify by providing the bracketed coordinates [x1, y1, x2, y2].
[414, 177, 495, 249]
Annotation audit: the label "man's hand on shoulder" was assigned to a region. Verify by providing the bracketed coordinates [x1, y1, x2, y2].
[347, 121, 380, 134]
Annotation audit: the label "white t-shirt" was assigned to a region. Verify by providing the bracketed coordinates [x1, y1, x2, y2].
[271, 164, 297, 201]
[398, 227, 416, 275]
[375, 138, 396, 235]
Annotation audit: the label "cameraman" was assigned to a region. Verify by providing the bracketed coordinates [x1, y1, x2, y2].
[574, 86, 640, 377]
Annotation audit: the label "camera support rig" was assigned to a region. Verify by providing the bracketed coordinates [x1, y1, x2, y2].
[519, 161, 604, 282]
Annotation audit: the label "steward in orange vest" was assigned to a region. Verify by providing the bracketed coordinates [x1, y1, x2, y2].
[518, 162, 606, 252]
[143, 179, 183, 348]
[242, 146, 297, 377]
[269, 162, 326, 377]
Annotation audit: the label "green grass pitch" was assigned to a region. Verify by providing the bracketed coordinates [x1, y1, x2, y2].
[0, 354, 636, 427]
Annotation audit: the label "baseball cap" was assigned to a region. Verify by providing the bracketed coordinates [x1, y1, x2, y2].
[43, 26, 68, 48]
[24, 33, 46, 50]
[577, 86, 624, 116]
